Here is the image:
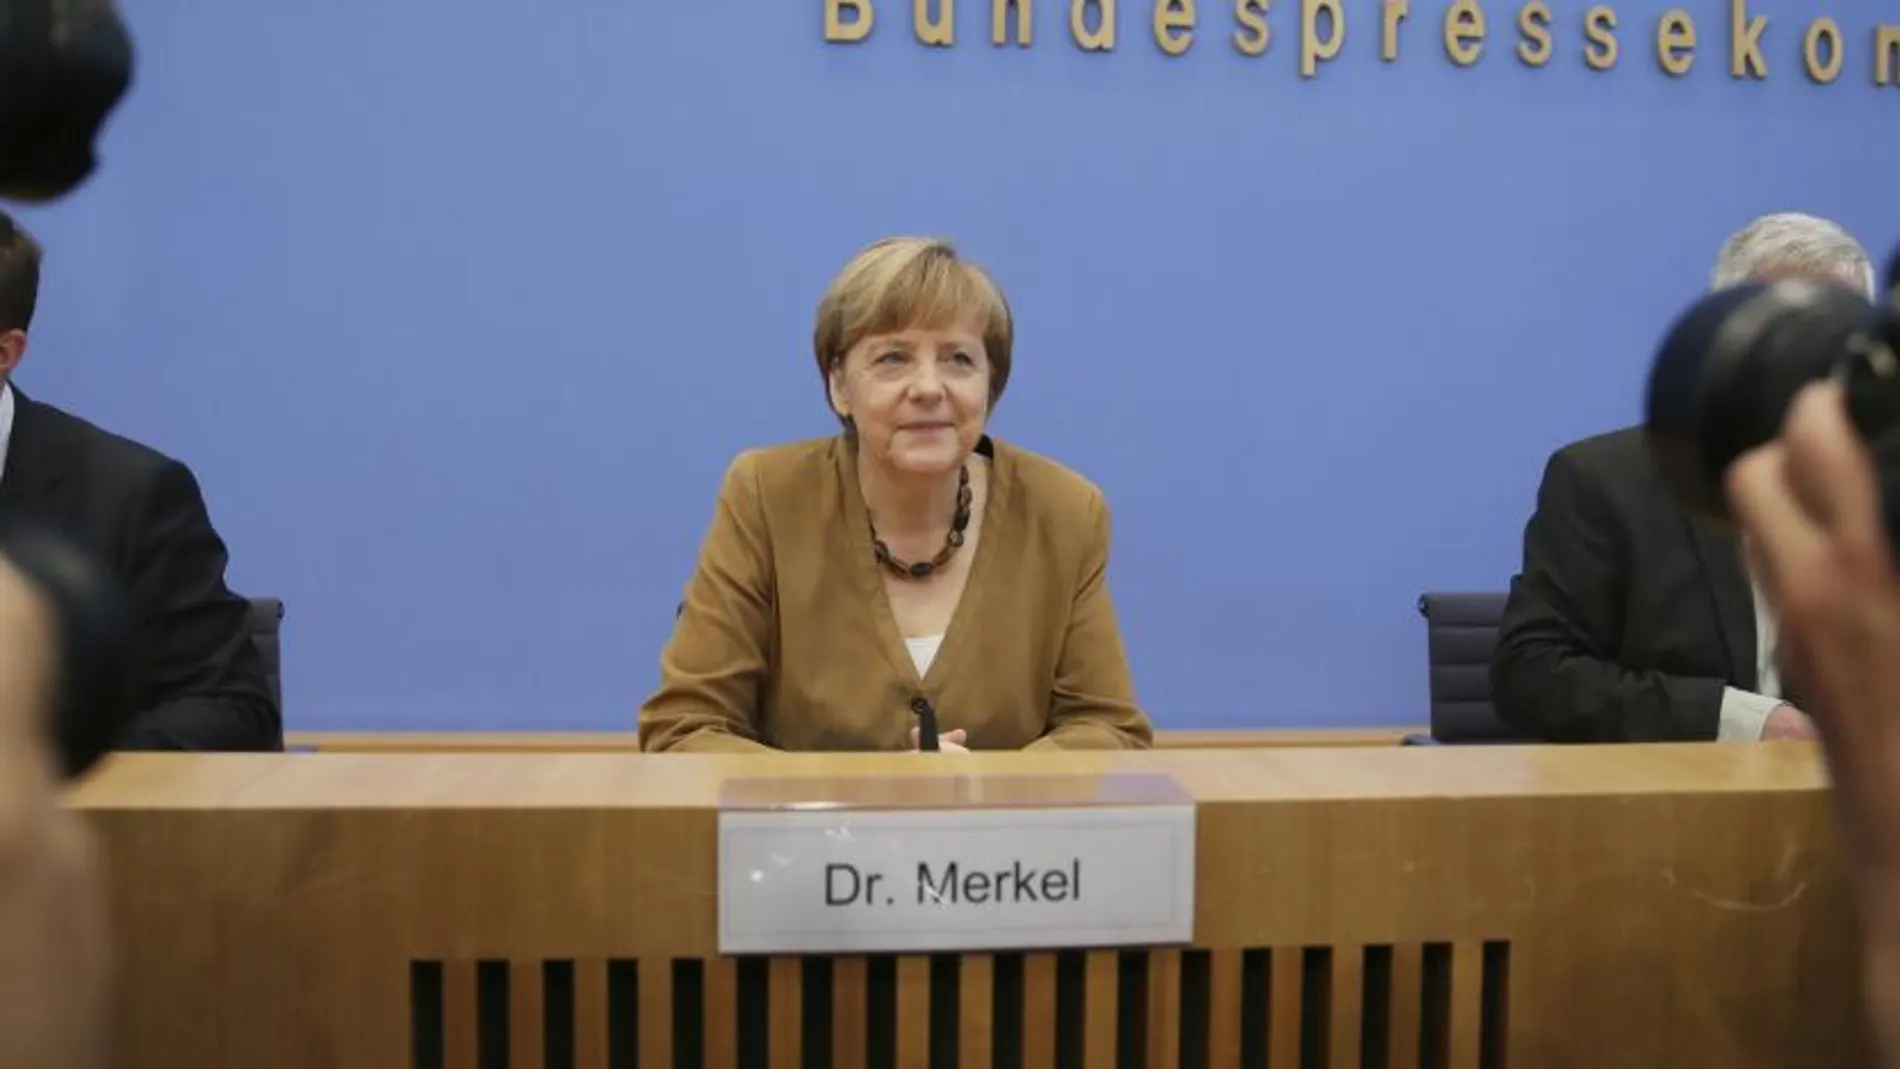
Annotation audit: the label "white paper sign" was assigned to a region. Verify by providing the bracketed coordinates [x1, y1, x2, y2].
[718, 803, 1196, 954]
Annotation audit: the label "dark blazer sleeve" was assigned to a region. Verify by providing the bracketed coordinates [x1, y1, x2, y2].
[1491, 447, 1727, 742]
[114, 459, 280, 752]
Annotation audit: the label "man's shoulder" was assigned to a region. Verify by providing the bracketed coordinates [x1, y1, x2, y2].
[20, 396, 187, 486]
[1542, 425, 1669, 495]
[1548, 425, 1649, 470]
[1538, 424, 1688, 527]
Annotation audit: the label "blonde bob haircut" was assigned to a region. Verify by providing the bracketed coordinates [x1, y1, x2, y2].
[812, 237, 1014, 423]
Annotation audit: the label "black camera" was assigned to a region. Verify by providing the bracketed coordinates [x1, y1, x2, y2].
[1645, 247, 1900, 542]
[0, 0, 133, 201]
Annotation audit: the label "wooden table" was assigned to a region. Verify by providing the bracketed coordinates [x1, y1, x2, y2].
[283, 726, 1423, 752]
[68, 743, 1871, 1068]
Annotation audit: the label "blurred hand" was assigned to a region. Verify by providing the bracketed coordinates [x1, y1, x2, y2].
[1728, 381, 1900, 1069]
[1728, 382, 1900, 880]
[0, 555, 110, 1069]
[910, 727, 968, 753]
[1762, 704, 1820, 741]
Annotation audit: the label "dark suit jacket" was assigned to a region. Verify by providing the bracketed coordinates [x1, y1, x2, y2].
[1492, 426, 1770, 742]
[0, 389, 281, 751]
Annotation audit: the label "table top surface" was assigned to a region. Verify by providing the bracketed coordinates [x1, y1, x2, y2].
[63, 742, 1832, 811]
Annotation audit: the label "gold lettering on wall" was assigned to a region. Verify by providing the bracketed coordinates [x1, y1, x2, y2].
[1073, 0, 1117, 49]
[1155, 0, 1197, 53]
[1302, 0, 1345, 74]
[1730, 0, 1767, 78]
[1382, 0, 1408, 60]
[1805, 17, 1842, 81]
[916, 0, 955, 44]
[1516, 0, 1552, 65]
[1879, 25, 1900, 84]
[1584, 4, 1618, 68]
[1234, 0, 1272, 55]
[826, 0, 875, 41]
[993, 0, 1033, 45]
[818, 0, 1900, 92]
[1656, 9, 1695, 74]
[1443, 0, 1485, 64]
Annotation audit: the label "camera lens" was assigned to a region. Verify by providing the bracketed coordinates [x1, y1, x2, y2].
[1645, 280, 1877, 522]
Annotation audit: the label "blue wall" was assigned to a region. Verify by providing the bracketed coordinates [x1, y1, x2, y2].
[12, 0, 1898, 730]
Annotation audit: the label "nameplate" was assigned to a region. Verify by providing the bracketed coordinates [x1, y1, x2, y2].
[716, 774, 1196, 955]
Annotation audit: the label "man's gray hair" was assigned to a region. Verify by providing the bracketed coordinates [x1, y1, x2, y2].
[1711, 211, 1876, 299]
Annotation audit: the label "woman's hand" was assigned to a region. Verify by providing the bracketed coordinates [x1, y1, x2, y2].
[910, 727, 968, 753]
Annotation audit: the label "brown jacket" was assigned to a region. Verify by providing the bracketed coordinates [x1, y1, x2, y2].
[638, 435, 1153, 752]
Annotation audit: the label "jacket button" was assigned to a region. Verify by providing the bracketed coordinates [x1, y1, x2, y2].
[910, 696, 930, 714]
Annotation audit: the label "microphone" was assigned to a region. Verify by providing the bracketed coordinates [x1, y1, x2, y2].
[911, 696, 940, 752]
[0, 0, 135, 202]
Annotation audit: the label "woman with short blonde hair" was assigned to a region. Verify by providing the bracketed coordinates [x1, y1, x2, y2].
[639, 237, 1152, 753]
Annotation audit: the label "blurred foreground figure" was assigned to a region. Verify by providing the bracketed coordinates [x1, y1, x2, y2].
[0, 5, 136, 1064]
[0, 556, 108, 1069]
[1728, 381, 1900, 1067]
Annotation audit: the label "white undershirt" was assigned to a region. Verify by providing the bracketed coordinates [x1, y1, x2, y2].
[905, 634, 944, 675]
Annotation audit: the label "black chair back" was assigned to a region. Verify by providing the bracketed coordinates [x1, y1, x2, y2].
[248, 597, 284, 712]
[1417, 592, 1524, 743]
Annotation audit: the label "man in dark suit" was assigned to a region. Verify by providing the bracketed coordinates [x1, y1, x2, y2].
[1493, 212, 1875, 743]
[0, 211, 279, 751]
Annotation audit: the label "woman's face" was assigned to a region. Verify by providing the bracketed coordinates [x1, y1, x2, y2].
[830, 319, 991, 479]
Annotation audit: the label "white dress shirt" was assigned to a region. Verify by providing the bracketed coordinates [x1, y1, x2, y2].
[1716, 556, 1785, 741]
[0, 383, 17, 481]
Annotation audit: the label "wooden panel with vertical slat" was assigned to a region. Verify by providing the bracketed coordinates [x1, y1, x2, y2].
[1331, 945, 1364, 1068]
[702, 956, 737, 1069]
[1147, 947, 1182, 1069]
[1208, 948, 1244, 1068]
[1022, 952, 1058, 1068]
[1269, 947, 1302, 1069]
[1449, 941, 1486, 1069]
[1083, 950, 1119, 1068]
[401, 941, 1512, 1068]
[959, 954, 994, 1069]
[72, 747, 1869, 1069]
[443, 960, 477, 1069]
[768, 957, 801, 1069]
[895, 955, 930, 1069]
[636, 958, 671, 1069]
[508, 960, 543, 1069]
[1387, 943, 1424, 1069]
[832, 956, 867, 1069]
[573, 959, 607, 1069]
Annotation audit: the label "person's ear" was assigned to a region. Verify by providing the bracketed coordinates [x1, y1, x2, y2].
[0, 331, 27, 378]
[827, 361, 851, 421]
